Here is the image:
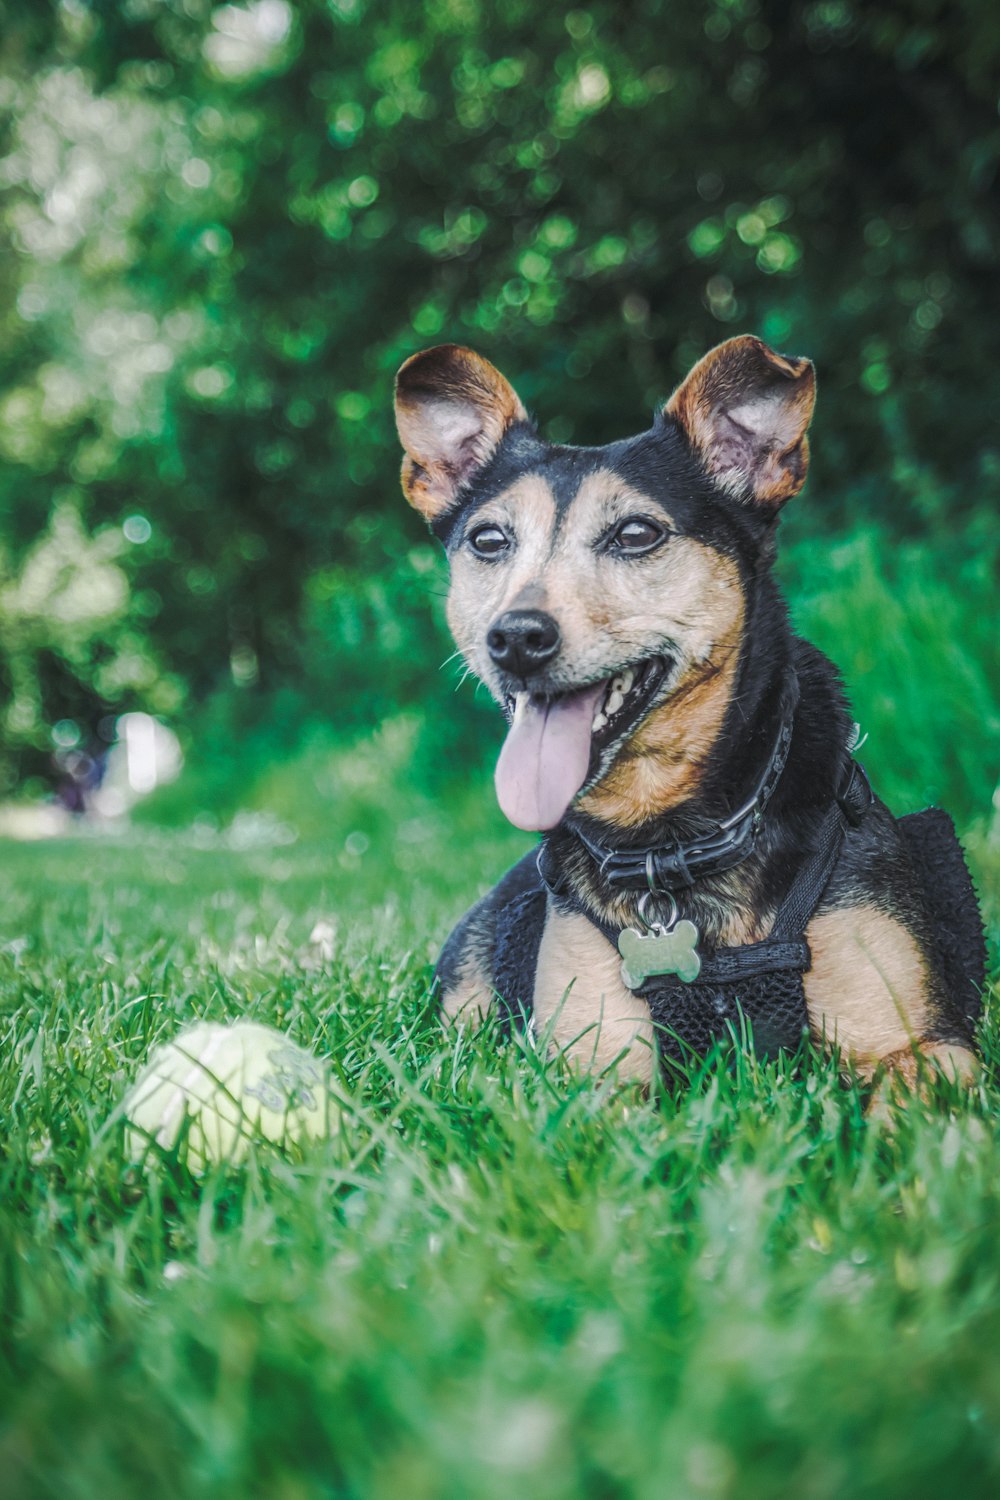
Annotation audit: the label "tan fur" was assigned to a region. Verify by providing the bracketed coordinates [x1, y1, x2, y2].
[565, 471, 678, 534]
[864, 1042, 979, 1123]
[866, 1040, 979, 1090]
[667, 335, 815, 507]
[578, 549, 744, 826]
[533, 905, 655, 1085]
[804, 905, 930, 1064]
[657, 869, 772, 947]
[440, 952, 493, 1023]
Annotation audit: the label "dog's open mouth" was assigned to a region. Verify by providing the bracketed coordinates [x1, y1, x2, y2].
[496, 656, 669, 832]
[586, 656, 667, 749]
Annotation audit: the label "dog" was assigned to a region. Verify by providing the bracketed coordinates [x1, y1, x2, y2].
[393, 337, 985, 1095]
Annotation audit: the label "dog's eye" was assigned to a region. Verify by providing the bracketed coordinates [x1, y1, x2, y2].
[606, 518, 667, 556]
[468, 524, 510, 559]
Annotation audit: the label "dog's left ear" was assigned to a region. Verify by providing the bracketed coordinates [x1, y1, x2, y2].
[394, 344, 528, 523]
[666, 335, 816, 508]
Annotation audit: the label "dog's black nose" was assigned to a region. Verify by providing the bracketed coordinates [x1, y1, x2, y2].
[487, 609, 561, 679]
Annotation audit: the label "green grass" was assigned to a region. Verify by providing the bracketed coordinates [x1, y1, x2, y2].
[0, 810, 998, 1500]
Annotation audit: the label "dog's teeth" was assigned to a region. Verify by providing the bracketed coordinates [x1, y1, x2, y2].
[608, 667, 635, 700]
[606, 689, 624, 717]
[512, 691, 530, 723]
[592, 711, 608, 732]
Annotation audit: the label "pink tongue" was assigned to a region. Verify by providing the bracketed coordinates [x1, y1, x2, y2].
[495, 685, 605, 831]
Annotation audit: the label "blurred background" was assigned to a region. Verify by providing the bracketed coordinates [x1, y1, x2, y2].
[0, 0, 997, 865]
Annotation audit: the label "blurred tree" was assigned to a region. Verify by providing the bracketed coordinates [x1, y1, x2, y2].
[0, 0, 997, 790]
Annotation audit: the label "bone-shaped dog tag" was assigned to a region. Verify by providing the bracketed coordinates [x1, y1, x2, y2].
[618, 919, 702, 989]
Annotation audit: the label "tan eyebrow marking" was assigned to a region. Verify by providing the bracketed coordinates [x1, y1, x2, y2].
[561, 469, 677, 539]
[469, 473, 558, 543]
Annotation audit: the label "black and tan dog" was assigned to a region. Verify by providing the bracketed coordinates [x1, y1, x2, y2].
[394, 337, 985, 1093]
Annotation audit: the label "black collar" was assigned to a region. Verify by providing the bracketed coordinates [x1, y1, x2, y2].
[546, 670, 802, 897]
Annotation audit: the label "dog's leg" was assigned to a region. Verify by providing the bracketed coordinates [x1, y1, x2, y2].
[804, 904, 979, 1103]
[533, 905, 656, 1085]
[863, 1040, 979, 1117]
[439, 956, 493, 1023]
[435, 903, 497, 1024]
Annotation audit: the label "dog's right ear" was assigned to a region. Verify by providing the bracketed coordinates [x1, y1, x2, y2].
[394, 345, 528, 523]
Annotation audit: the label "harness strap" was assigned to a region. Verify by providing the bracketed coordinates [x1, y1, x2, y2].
[769, 759, 872, 938]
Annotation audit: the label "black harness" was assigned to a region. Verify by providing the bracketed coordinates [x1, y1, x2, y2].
[488, 712, 984, 1064]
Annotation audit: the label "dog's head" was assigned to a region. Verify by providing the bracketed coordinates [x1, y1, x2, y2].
[394, 337, 815, 833]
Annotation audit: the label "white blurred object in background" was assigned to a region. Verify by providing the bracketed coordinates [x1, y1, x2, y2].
[90, 712, 183, 818]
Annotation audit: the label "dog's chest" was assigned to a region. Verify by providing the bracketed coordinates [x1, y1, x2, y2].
[529, 895, 813, 1075]
[531, 905, 656, 1086]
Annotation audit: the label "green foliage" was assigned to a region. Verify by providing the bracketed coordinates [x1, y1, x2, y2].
[0, 829, 998, 1497]
[779, 525, 1000, 826]
[1, 1, 998, 782]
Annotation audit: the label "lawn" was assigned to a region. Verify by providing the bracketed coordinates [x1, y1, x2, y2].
[0, 796, 998, 1500]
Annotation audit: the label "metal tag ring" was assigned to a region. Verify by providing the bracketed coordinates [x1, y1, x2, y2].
[637, 890, 679, 933]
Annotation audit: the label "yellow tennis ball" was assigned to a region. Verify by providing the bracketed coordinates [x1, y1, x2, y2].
[124, 1020, 335, 1172]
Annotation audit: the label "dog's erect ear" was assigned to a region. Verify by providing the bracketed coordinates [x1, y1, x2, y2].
[666, 335, 816, 508]
[394, 345, 528, 522]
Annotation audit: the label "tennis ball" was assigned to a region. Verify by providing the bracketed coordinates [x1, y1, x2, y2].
[124, 1020, 335, 1172]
